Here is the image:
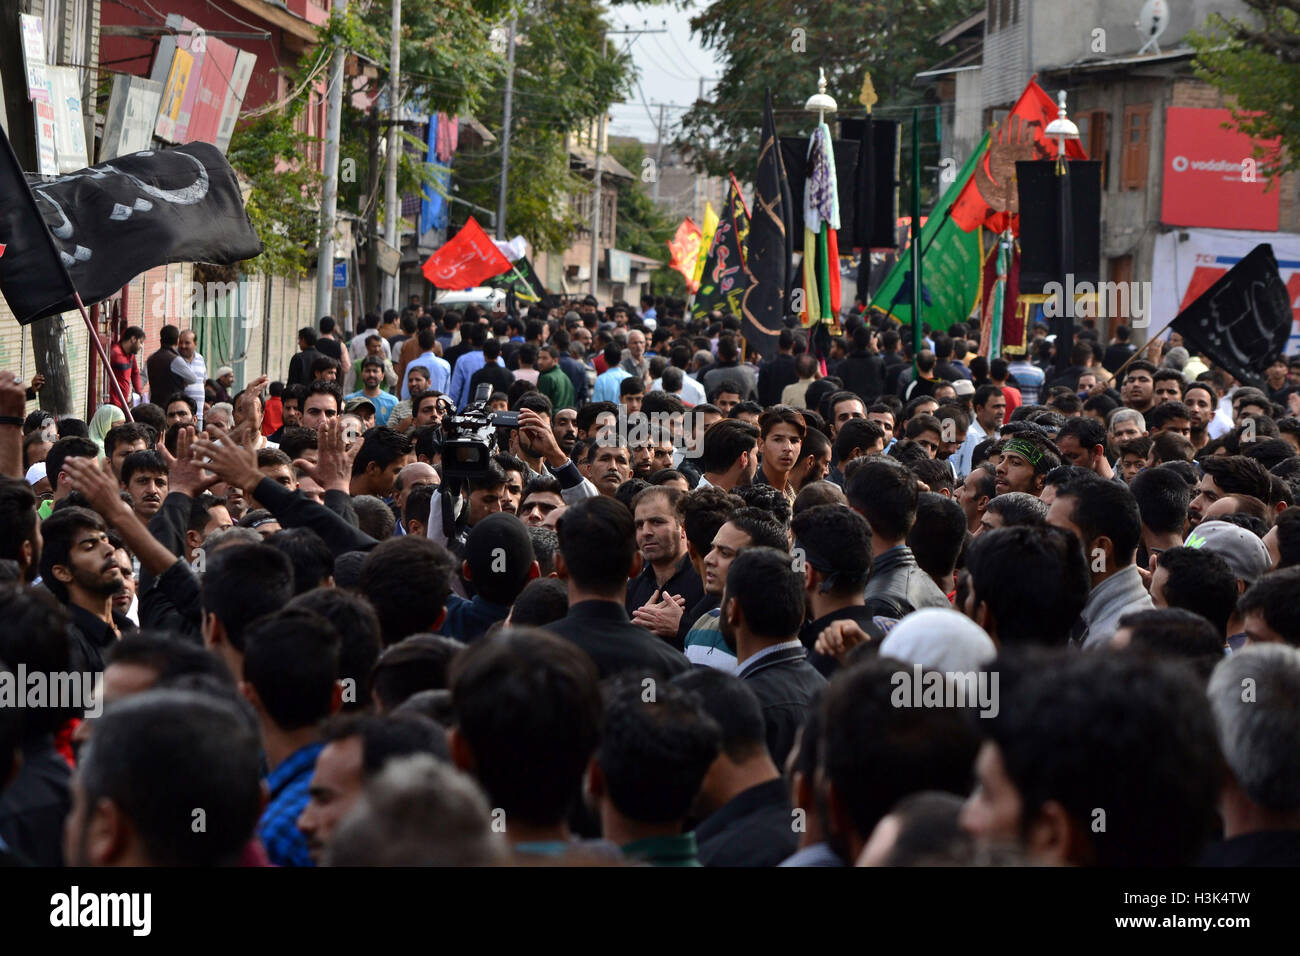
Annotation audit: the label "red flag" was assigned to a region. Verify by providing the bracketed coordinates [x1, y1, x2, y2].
[421, 217, 512, 289]
[668, 218, 703, 292]
[950, 79, 1088, 235]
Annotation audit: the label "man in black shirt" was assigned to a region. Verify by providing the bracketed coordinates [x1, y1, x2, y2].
[544, 496, 689, 679]
[287, 327, 327, 388]
[720, 547, 825, 766]
[673, 668, 798, 867]
[626, 486, 703, 648]
[835, 325, 885, 404]
[791, 504, 882, 676]
[39, 507, 133, 673]
[757, 329, 799, 408]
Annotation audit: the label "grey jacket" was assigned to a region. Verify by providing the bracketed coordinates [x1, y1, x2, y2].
[1080, 564, 1153, 649]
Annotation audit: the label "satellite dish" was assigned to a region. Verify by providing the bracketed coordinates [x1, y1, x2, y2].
[1136, 0, 1169, 55]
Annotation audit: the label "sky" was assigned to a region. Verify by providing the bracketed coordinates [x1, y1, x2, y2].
[605, 1, 726, 147]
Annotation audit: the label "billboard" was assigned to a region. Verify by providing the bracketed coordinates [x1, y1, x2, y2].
[155, 48, 195, 142]
[1151, 227, 1300, 356]
[100, 76, 164, 161]
[1160, 107, 1280, 232]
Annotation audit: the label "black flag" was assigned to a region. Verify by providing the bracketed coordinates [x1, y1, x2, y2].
[485, 255, 556, 309]
[1170, 243, 1292, 390]
[741, 89, 793, 362]
[0, 129, 262, 325]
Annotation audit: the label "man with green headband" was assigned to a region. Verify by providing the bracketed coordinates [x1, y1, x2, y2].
[994, 434, 1061, 498]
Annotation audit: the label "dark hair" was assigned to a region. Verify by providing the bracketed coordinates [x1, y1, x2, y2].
[700, 419, 759, 474]
[0, 584, 73, 732]
[1151, 547, 1238, 637]
[845, 457, 917, 541]
[298, 326, 320, 347]
[120, 448, 169, 487]
[671, 668, 767, 763]
[351, 427, 414, 477]
[464, 513, 536, 605]
[820, 658, 980, 840]
[1056, 415, 1106, 452]
[359, 537, 456, 645]
[724, 547, 805, 639]
[0, 478, 38, 576]
[1237, 567, 1300, 646]
[106, 631, 234, 686]
[1130, 466, 1192, 536]
[834, 418, 885, 461]
[791, 504, 872, 595]
[242, 608, 340, 729]
[908, 492, 967, 582]
[78, 689, 262, 865]
[265, 527, 335, 594]
[320, 712, 449, 776]
[555, 496, 637, 595]
[201, 544, 296, 652]
[725, 506, 790, 552]
[676, 486, 742, 557]
[1117, 607, 1225, 677]
[286, 587, 382, 712]
[103, 422, 155, 463]
[450, 628, 602, 826]
[985, 650, 1219, 865]
[966, 526, 1090, 647]
[597, 677, 721, 823]
[1055, 474, 1143, 566]
[508, 577, 569, 627]
[38, 506, 107, 603]
[1200, 455, 1272, 502]
[1273, 507, 1300, 568]
[370, 634, 464, 709]
[45, 436, 99, 493]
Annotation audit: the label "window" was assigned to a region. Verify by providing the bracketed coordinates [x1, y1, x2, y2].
[988, 0, 998, 32]
[1076, 109, 1109, 189]
[1012, 0, 1020, 23]
[1120, 105, 1151, 191]
[1000, 0, 1011, 29]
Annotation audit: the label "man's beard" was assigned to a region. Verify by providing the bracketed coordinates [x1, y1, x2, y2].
[74, 564, 124, 598]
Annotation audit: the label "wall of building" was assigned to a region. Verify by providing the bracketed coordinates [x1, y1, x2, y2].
[1030, 0, 1254, 69]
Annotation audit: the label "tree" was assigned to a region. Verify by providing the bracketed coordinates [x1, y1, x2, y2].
[451, 0, 636, 252]
[1192, 1, 1300, 179]
[609, 140, 685, 296]
[673, 0, 983, 184]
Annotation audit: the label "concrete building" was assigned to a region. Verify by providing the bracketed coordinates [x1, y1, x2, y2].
[917, 0, 1300, 348]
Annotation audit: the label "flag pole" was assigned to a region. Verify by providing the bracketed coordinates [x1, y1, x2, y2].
[910, 106, 923, 374]
[74, 293, 133, 421]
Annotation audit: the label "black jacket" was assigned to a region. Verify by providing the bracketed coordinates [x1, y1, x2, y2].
[863, 546, 951, 623]
[836, 350, 886, 404]
[469, 362, 514, 398]
[799, 605, 884, 677]
[1103, 342, 1135, 373]
[737, 643, 826, 767]
[625, 555, 704, 651]
[758, 354, 799, 408]
[0, 736, 70, 867]
[287, 347, 325, 388]
[544, 599, 690, 680]
[694, 778, 798, 868]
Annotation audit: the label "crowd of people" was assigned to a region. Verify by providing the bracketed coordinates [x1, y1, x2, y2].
[1, 291, 1298, 869]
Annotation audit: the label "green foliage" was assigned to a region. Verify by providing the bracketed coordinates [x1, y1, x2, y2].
[227, 110, 322, 277]
[451, 0, 636, 252]
[674, 0, 983, 185]
[1191, 2, 1300, 179]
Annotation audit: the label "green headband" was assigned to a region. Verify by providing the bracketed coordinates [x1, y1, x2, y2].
[1001, 437, 1045, 467]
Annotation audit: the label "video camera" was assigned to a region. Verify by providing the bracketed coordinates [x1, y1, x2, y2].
[441, 383, 519, 481]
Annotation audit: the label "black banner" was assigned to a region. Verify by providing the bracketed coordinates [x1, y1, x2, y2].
[0, 130, 261, 325]
[693, 183, 747, 321]
[1170, 243, 1291, 390]
[740, 90, 794, 363]
[485, 255, 556, 309]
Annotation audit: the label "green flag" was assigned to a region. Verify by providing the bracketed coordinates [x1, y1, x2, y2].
[868, 132, 989, 331]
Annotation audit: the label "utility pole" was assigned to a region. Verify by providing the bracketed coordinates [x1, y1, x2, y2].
[314, 0, 347, 321]
[496, 11, 518, 240]
[381, 0, 402, 313]
[589, 36, 607, 300]
[652, 102, 666, 203]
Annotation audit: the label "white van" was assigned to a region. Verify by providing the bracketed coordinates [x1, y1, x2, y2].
[434, 287, 506, 312]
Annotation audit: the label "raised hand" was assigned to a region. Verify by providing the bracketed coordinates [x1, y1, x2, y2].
[62, 455, 133, 522]
[291, 417, 357, 494]
[157, 425, 219, 497]
[191, 433, 263, 494]
[814, 618, 875, 662]
[631, 589, 687, 639]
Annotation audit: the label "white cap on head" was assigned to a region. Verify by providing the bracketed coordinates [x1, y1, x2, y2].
[879, 608, 997, 673]
[25, 461, 47, 486]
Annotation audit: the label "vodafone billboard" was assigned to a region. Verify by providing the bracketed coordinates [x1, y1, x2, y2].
[1160, 108, 1280, 231]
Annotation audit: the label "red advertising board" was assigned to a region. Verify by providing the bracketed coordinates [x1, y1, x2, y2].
[1161, 107, 1280, 231]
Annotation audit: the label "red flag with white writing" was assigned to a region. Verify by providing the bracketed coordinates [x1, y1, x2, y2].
[421, 217, 512, 289]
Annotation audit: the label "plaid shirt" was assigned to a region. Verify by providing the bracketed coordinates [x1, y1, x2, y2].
[257, 742, 323, 868]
